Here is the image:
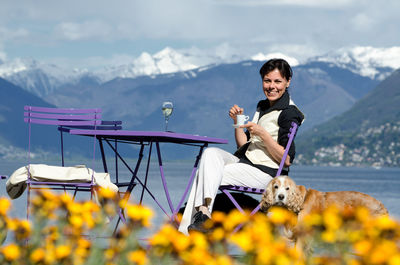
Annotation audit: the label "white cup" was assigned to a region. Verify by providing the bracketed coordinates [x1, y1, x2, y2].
[235, 114, 249, 126]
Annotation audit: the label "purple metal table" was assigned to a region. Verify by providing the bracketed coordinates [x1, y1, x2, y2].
[69, 129, 228, 225]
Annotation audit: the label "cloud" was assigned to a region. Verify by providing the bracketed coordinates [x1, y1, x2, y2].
[0, 51, 6, 62]
[351, 13, 376, 31]
[212, 0, 357, 8]
[0, 0, 399, 70]
[54, 20, 114, 41]
[251, 52, 299, 66]
[0, 26, 29, 41]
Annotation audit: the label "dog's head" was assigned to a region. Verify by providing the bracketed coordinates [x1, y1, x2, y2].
[260, 176, 306, 214]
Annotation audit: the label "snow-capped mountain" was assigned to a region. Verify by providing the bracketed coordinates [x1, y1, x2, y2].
[1, 46, 399, 97]
[311, 46, 400, 80]
[0, 58, 88, 97]
[95, 47, 200, 82]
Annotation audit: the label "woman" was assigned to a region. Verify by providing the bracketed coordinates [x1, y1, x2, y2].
[178, 58, 304, 234]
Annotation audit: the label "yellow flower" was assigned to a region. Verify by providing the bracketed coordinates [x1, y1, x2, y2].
[210, 227, 225, 241]
[211, 211, 226, 223]
[1, 243, 21, 261]
[6, 218, 18, 231]
[77, 237, 91, 249]
[215, 255, 233, 265]
[149, 224, 175, 247]
[355, 206, 371, 222]
[255, 245, 273, 264]
[347, 258, 362, 265]
[322, 205, 342, 231]
[41, 189, 58, 201]
[98, 187, 118, 199]
[119, 198, 128, 209]
[82, 201, 100, 213]
[104, 248, 115, 260]
[369, 240, 397, 264]
[30, 248, 46, 263]
[275, 254, 291, 265]
[171, 233, 191, 252]
[190, 231, 208, 250]
[224, 210, 248, 231]
[230, 232, 253, 252]
[15, 219, 31, 240]
[59, 193, 73, 205]
[321, 229, 337, 243]
[268, 206, 296, 225]
[375, 215, 398, 230]
[181, 248, 211, 265]
[126, 204, 154, 227]
[389, 254, 400, 265]
[0, 197, 11, 216]
[128, 250, 148, 265]
[67, 201, 82, 215]
[69, 214, 84, 229]
[353, 240, 372, 255]
[55, 245, 71, 260]
[303, 213, 322, 228]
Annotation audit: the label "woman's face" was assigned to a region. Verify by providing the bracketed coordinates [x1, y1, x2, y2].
[262, 69, 291, 106]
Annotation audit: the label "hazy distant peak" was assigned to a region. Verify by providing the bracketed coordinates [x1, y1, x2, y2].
[312, 46, 400, 80]
[251, 52, 300, 67]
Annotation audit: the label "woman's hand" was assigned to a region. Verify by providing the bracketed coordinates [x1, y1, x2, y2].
[229, 104, 244, 123]
[240, 122, 265, 137]
[241, 122, 290, 166]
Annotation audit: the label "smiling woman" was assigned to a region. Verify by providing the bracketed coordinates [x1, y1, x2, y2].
[178, 58, 305, 235]
[261, 60, 292, 106]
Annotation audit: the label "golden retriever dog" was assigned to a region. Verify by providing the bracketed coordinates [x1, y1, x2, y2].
[260, 176, 388, 251]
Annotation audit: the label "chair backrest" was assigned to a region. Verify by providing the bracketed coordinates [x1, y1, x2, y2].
[24, 106, 102, 127]
[276, 121, 298, 176]
[24, 106, 103, 165]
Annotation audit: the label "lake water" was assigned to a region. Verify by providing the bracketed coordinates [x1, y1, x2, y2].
[1, 159, 400, 235]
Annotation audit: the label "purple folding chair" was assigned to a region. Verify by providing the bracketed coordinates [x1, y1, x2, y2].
[218, 122, 298, 226]
[57, 118, 128, 190]
[23, 106, 103, 219]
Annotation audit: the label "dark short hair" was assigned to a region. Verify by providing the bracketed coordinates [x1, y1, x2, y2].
[259, 58, 292, 81]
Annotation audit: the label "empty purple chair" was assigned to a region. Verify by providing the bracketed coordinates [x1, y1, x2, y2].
[22, 106, 103, 218]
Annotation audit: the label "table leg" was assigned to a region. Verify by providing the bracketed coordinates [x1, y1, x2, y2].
[104, 140, 171, 217]
[98, 138, 108, 173]
[140, 141, 153, 204]
[155, 142, 175, 214]
[173, 143, 207, 218]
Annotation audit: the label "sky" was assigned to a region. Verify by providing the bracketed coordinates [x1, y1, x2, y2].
[0, 0, 399, 70]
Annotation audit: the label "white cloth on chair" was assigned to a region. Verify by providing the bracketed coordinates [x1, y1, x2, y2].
[6, 164, 118, 199]
[178, 147, 273, 235]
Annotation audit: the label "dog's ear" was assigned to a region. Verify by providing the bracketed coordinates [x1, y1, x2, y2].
[260, 179, 275, 212]
[287, 184, 307, 214]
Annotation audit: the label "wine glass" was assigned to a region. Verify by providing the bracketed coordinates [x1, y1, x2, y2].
[162, 101, 173, 131]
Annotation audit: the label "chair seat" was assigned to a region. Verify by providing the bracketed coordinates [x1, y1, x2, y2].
[115, 182, 136, 187]
[219, 185, 264, 194]
[6, 164, 118, 199]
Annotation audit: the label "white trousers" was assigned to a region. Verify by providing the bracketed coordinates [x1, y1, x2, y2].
[178, 147, 273, 234]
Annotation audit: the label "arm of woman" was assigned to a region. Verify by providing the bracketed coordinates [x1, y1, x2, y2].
[234, 127, 248, 148]
[229, 105, 248, 148]
[240, 122, 291, 167]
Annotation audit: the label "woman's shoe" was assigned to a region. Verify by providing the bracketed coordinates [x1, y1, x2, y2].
[188, 211, 210, 233]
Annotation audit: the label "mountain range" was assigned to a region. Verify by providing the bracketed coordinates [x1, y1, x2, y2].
[0, 46, 399, 166]
[1, 46, 399, 96]
[295, 68, 400, 167]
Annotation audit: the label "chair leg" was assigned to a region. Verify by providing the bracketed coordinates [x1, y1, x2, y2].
[27, 185, 31, 220]
[221, 189, 245, 213]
